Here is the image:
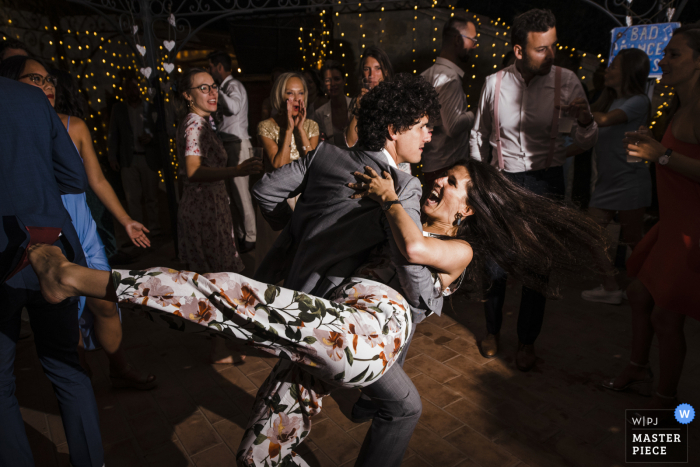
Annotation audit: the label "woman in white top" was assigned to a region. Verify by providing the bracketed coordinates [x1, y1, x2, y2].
[312, 61, 352, 148]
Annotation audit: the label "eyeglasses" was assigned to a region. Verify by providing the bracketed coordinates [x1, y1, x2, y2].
[460, 34, 478, 45]
[19, 73, 57, 87]
[189, 83, 218, 94]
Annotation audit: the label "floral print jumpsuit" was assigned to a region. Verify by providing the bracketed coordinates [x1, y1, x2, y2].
[114, 264, 413, 466]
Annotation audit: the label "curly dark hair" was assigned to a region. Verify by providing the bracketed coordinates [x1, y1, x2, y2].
[355, 73, 440, 151]
[511, 9, 556, 48]
[450, 159, 609, 298]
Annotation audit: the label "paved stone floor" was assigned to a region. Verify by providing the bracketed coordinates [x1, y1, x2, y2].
[15, 239, 700, 466]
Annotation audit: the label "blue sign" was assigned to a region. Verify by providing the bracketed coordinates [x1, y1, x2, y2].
[609, 23, 681, 78]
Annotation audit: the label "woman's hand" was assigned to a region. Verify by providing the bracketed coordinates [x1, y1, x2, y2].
[294, 99, 307, 130]
[235, 156, 264, 177]
[349, 166, 397, 203]
[121, 218, 151, 248]
[286, 98, 295, 131]
[624, 131, 666, 162]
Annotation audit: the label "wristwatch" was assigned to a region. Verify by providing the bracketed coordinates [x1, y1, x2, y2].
[658, 148, 673, 165]
[382, 199, 402, 211]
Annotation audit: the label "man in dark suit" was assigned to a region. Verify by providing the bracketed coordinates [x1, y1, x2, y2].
[254, 74, 442, 466]
[0, 77, 104, 467]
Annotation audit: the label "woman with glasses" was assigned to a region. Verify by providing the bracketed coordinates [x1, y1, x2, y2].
[344, 46, 394, 148]
[176, 68, 263, 274]
[0, 56, 158, 389]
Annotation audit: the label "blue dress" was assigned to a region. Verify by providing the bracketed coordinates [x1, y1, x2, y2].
[60, 116, 116, 350]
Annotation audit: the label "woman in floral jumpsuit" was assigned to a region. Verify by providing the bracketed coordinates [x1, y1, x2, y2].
[113, 159, 609, 467]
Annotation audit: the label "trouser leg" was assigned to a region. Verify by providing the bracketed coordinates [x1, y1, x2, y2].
[484, 259, 508, 335]
[224, 139, 256, 243]
[121, 163, 143, 224]
[354, 362, 422, 467]
[28, 296, 104, 467]
[135, 154, 160, 233]
[516, 284, 547, 345]
[0, 287, 33, 467]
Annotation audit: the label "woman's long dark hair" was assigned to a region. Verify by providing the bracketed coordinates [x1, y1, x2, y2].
[590, 48, 650, 114]
[663, 22, 700, 127]
[356, 46, 394, 91]
[453, 160, 610, 298]
[51, 68, 87, 118]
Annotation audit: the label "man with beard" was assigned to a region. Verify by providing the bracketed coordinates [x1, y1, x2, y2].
[469, 9, 598, 370]
[419, 16, 477, 199]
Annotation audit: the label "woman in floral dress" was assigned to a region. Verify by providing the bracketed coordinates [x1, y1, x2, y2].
[176, 68, 262, 273]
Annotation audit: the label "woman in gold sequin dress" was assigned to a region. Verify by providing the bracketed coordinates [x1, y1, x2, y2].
[255, 72, 320, 267]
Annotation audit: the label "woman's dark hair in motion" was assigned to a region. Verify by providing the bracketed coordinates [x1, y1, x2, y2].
[355, 73, 440, 151]
[453, 159, 609, 298]
[591, 48, 650, 114]
[357, 46, 394, 89]
[52, 68, 87, 118]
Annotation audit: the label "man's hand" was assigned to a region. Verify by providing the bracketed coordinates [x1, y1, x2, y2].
[566, 97, 594, 126]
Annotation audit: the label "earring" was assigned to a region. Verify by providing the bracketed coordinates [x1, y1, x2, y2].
[455, 214, 463, 226]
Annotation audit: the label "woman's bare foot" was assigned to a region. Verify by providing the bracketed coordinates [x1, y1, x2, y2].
[27, 244, 81, 304]
[27, 244, 117, 303]
[210, 336, 246, 365]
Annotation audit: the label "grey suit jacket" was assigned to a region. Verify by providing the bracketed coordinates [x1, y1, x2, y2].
[107, 101, 159, 170]
[252, 142, 442, 323]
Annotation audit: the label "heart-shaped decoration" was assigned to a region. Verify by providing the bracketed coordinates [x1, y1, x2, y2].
[163, 62, 175, 74]
[147, 87, 155, 97]
[163, 40, 175, 52]
[152, 112, 158, 123]
[136, 44, 146, 56]
[132, 25, 138, 34]
[168, 14, 176, 27]
[139, 67, 152, 78]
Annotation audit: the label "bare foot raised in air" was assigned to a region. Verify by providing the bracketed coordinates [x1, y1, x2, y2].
[27, 244, 117, 304]
[27, 244, 81, 304]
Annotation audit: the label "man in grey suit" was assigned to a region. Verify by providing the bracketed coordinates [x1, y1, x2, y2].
[253, 74, 442, 466]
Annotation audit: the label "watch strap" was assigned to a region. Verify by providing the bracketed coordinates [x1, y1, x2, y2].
[660, 148, 673, 165]
[382, 199, 402, 211]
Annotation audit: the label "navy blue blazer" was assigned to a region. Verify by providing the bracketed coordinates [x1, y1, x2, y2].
[0, 77, 88, 285]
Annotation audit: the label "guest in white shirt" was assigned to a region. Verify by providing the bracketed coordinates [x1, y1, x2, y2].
[469, 9, 598, 371]
[313, 61, 352, 148]
[208, 51, 256, 254]
[420, 16, 477, 199]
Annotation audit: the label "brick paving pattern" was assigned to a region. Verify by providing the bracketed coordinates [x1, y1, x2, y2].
[15, 241, 700, 466]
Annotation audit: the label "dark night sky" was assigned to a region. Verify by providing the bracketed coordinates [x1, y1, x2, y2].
[455, 0, 700, 56]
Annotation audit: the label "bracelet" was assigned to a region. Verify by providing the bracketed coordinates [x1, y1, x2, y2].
[382, 199, 402, 211]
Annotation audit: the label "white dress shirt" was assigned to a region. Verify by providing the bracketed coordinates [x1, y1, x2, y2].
[217, 74, 250, 142]
[420, 57, 475, 173]
[469, 64, 598, 172]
